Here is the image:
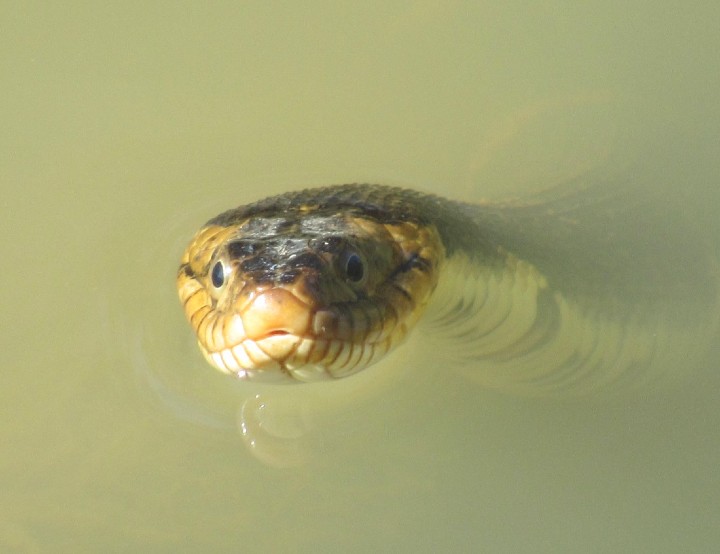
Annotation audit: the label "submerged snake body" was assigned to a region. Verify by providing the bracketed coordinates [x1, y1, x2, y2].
[178, 184, 718, 391]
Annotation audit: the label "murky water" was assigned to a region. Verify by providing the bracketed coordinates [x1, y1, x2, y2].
[3, 3, 719, 552]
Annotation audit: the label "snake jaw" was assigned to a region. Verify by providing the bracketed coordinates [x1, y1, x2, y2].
[184, 287, 415, 383]
[193, 297, 407, 383]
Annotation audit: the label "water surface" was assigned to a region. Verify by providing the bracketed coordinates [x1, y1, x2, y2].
[2, 3, 719, 552]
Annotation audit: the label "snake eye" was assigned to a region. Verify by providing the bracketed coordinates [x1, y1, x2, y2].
[344, 253, 365, 283]
[211, 261, 226, 288]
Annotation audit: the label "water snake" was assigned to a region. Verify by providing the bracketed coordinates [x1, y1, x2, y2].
[177, 183, 719, 391]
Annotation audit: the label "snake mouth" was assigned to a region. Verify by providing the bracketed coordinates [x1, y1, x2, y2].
[190, 289, 407, 383]
[181, 277, 413, 382]
[196, 288, 313, 381]
[200, 317, 400, 383]
[181, 275, 422, 382]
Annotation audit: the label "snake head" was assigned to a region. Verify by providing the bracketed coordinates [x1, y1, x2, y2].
[177, 204, 443, 382]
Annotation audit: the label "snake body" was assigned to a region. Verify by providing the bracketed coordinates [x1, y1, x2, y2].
[177, 183, 719, 391]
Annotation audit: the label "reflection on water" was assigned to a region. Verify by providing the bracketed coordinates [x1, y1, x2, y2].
[3, 1, 720, 551]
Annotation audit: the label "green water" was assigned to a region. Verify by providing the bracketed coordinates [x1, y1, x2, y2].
[2, 3, 719, 552]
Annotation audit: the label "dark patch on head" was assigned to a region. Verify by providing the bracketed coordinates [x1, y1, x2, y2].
[203, 185, 448, 298]
[206, 185, 433, 230]
[351, 204, 411, 226]
[278, 270, 301, 284]
[227, 241, 256, 259]
[287, 252, 325, 271]
[312, 236, 345, 253]
[275, 219, 299, 233]
[252, 272, 277, 286]
[180, 263, 194, 278]
[241, 256, 275, 273]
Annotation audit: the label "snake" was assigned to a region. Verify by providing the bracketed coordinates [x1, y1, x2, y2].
[177, 183, 719, 391]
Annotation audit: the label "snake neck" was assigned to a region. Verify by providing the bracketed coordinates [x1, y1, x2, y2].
[423, 246, 720, 396]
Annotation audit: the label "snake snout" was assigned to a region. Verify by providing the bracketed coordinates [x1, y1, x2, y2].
[241, 288, 313, 340]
